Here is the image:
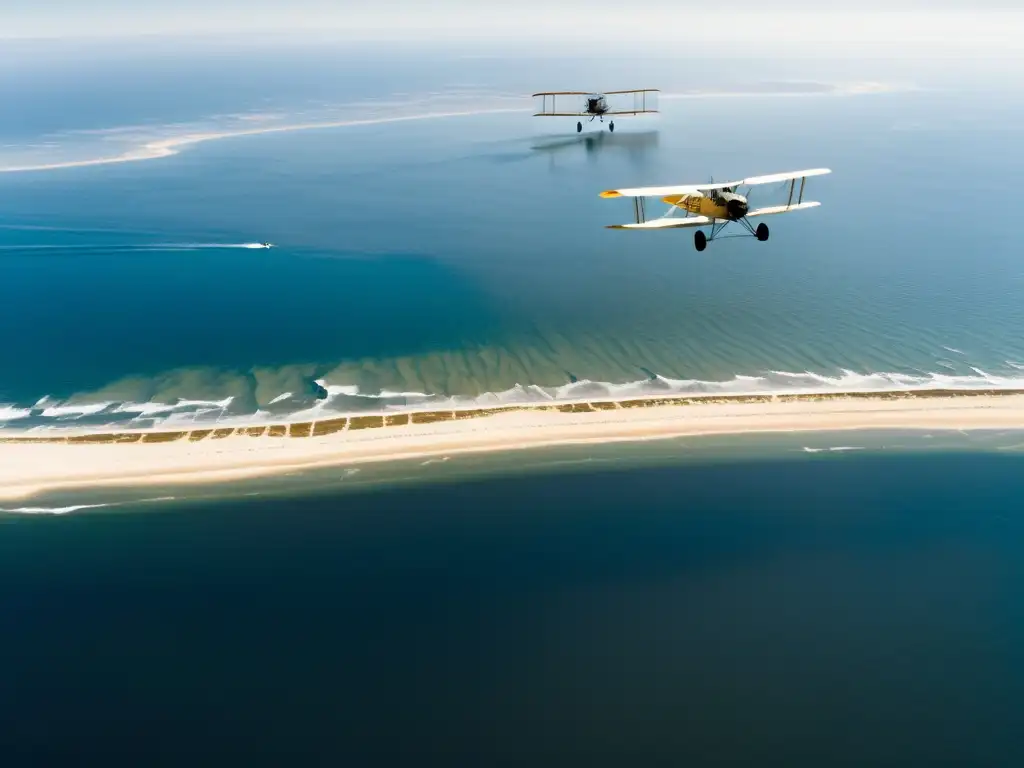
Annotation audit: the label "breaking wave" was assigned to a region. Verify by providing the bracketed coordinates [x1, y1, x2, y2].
[5, 365, 1024, 434]
[0, 406, 32, 422]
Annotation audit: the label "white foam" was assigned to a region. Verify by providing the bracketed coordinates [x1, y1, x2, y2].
[40, 402, 112, 418]
[115, 402, 178, 417]
[268, 392, 293, 405]
[176, 397, 234, 410]
[325, 384, 360, 397]
[376, 389, 434, 399]
[0, 405, 31, 422]
[113, 396, 233, 417]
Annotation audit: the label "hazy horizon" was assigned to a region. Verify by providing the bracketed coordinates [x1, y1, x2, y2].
[3, 2, 1023, 59]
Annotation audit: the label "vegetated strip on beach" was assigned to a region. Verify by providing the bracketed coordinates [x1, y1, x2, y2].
[3, 387, 1023, 445]
[4, 389, 1024, 502]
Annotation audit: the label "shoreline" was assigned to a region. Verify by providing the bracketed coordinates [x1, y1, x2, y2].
[2, 389, 1024, 501]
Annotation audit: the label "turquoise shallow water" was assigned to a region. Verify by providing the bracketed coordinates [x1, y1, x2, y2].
[1, 48, 1024, 432]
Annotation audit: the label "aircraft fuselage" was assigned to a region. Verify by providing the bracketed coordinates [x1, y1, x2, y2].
[662, 190, 749, 221]
[586, 96, 609, 115]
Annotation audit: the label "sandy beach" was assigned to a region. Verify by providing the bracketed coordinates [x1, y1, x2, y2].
[2, 390, 1023, 501]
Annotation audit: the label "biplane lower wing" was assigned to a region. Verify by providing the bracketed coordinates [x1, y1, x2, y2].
[607, 216, 713, 230]
[532, 108, 660, 117]
[746, 202, 821, 217]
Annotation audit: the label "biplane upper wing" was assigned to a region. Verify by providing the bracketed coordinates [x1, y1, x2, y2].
[741, 168, 830, 210]
[532, 91, 591, 116]
[603, 88, 659, 115]
[600, 179, 748, 198]
[601, 169, 830, 197]
[600, 184, 710, 228]
[739, 168, 831, 186]
[600, 185, 701, 199]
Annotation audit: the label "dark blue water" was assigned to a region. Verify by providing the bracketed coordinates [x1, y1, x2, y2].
[2, 449, 1023, 765]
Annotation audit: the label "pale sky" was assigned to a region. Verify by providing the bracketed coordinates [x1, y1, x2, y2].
[3, 1, 1022, 52]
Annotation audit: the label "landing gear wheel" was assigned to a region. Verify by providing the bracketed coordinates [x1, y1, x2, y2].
[609, 121, 615, 133]
[755, 222, 770, 242]
[694, 230, 707, 252]
[577, 121, 582, 133]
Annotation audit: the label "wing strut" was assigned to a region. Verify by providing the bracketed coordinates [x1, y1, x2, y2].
[782, 172, 815, 209]
[633, 197, 646, 224]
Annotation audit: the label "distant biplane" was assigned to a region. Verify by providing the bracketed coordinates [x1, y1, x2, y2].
[600, 168, 831, 251]
[532, 89, 659, 133]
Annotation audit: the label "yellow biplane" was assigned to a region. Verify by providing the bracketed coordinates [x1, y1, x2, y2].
[532, 89, 659, 133]
[600, 168, 831, 251]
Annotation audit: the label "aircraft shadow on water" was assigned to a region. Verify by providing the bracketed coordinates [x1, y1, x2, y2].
[531, 129, 660, 170]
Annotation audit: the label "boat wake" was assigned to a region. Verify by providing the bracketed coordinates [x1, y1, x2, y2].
[0, 242, 273, 252]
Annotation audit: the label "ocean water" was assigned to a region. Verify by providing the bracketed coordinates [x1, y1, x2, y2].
[2, 45, 1024, 431]
[3, 41, 1024, 764]
[2, 438, 1024, 764]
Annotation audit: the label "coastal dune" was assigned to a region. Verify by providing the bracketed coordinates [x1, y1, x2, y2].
[2, 390, 1024, 501]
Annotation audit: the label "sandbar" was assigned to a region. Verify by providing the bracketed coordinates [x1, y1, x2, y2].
[0, 108, 526, 174]
[0, 81, 898, 175]
[2, 389, 1023, 501]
